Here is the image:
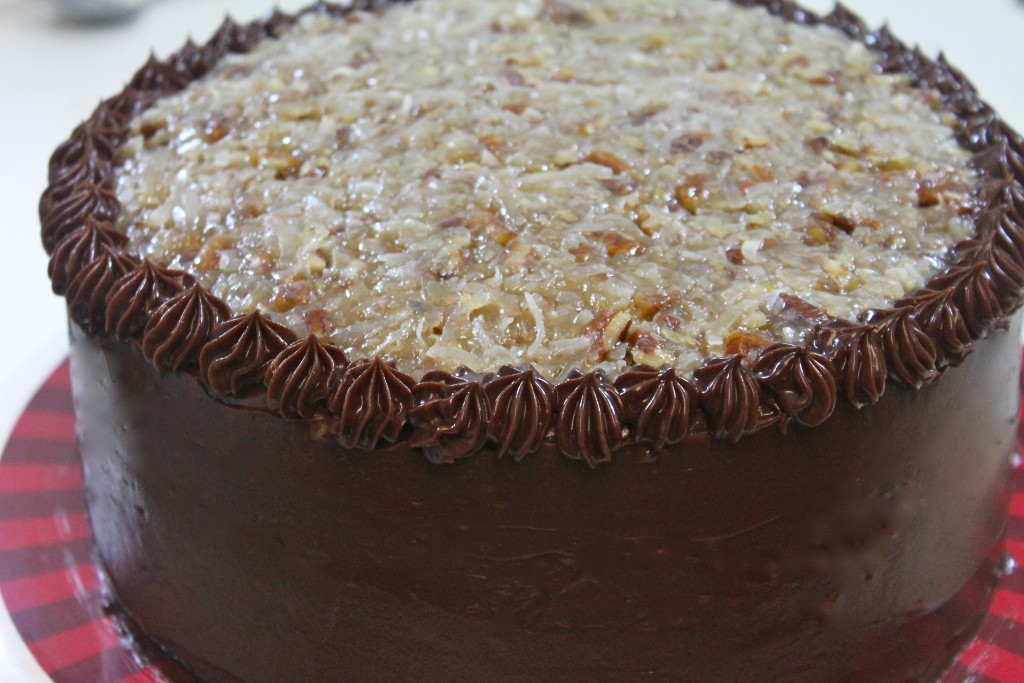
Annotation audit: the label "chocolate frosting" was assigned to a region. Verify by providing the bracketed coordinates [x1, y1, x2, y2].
[814, 322, 887, 409]
[166, 39, 220, 82]
[105, 260, 192, 340]
[1006, 182, 1024, 226]
[695, 356, 761, 443]
[981, 212, 1024, 313]
[39, 0, 1024, 466]
[869, 309, 940, 389]
[328, 358, 416, 450]
[47, 217, 127, 295]
[65, 246, 138, 335]
[265, 335, 347, 420]
[199, 311, 297, 398]
[262, 8, 299, 38]
[129, 53, 192, 94]
[409, 371, 491, 463]
[614, 364, 696, 450]
[207, 16, 268, 56]
[72, 319, 1021, 683]
[142, 284, 232, 373]
[46, 134, 111, 198]
[483, 365, 556, 461]
[555, 370, 623, 468]
[821, 3, 867, 39]
[931, 263, 1002, 338]
[753, 344, 837, 428]
[897, 289, 974, 368]
[40, 181, 119, 254]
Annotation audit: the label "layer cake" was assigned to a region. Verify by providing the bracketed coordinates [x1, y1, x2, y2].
[40, 1, 1024, 680]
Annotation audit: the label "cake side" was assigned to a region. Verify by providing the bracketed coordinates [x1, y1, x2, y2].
[70, 314, 1021, 682]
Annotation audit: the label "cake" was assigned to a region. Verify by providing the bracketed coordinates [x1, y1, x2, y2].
[40, 0, 1024, 681]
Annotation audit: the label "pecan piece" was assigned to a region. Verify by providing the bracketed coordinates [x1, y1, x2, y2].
[586, 149, 631, 174]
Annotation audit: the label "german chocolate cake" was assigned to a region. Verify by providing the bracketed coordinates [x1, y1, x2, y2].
[41, 0, 1024, 680]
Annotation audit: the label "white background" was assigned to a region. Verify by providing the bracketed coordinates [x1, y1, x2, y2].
[0, 1, 1023, 680]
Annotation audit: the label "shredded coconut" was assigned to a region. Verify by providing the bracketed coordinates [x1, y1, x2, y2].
[114, 0, 977, 378]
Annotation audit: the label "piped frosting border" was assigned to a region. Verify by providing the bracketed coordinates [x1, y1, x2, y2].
[40, 0, 1024, 466]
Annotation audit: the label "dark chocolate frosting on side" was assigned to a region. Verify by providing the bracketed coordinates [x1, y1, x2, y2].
[39, 0, 1024, 466]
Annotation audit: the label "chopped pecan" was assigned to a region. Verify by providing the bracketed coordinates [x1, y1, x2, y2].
[805, 136, 829, 154]
[601, 177, 636, 196]
[542, 0, 591, 25]
[271, 282, 308, 312]
[778, 293, 829, 326]
[675, 174, 709, 214]
[916, 181, 941, 207]
[585, 149, 631, 174]
[725, 244, 744, 265]
[817, 210, 856, 235]
[587, 310, 633, 360]
[194, 235, 234, 272]
[468, 212, 516, 246]
[481, 133, 509, 156]
[629, 104, 667, 125]
[569, 242, 598, 261]
[596, 231, 642, 257]
[202, 111, 230, 143]
[747, 164, 773, 183]
[304, 309, 332, 337]
[670, 133, 707, 154]
[803, 219, 838, 246]
[502, 68, 527, 87]
[263, 152, 303, 180]
[633, 291, 673, 320]
[724, 331, 774, 356]
[501, 101, 529, 115]
[438, 216, 465, 229]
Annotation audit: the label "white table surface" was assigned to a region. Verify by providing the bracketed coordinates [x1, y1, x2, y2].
[1, 1, 1023, 680]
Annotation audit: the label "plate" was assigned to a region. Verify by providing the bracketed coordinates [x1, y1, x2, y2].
[0, 360, 1022, 682]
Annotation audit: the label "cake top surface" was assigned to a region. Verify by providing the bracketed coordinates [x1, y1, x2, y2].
[41, 0, 1024, 457]
[113, 0, 976, 379]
